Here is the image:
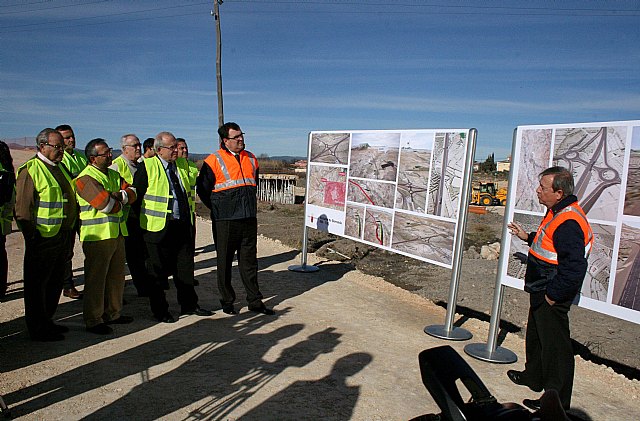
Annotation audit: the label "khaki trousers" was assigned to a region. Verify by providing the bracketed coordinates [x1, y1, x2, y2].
[82, 236, 126, 328]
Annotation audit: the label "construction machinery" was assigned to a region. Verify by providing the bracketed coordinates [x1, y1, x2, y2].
[471, 182, 507, 206]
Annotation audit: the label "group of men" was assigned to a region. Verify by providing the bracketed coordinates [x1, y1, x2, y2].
[15, 122, 273, 342]
[12, 122, 592, 410]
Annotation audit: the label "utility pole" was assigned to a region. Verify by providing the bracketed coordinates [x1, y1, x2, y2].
[211, 0, 224, 127]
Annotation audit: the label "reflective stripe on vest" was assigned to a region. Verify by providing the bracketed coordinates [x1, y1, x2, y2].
[19, 158, 72, 237]
[187, 160, 198, 214]
[75, 165, 127, 241]
[204, 149, 258, 193]
[140, 157, 193, 231]
[529, 203, 594, 265]
[61, 149, 88, 178]
[113, 156, 134, 184]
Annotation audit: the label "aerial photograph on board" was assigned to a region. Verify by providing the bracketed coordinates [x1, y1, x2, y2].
[391, 212, 455, 267]
[514, 128, 552, 213]
[395, 131, 433, 213]
[426, 132, 466, 219]
[581, 223, 615, 302]
[553, 126, 627, 222]
[623, 126, 640, 216]
[363, 208, 393, 247]
[349, 132, 400, 181]
[344, 203, 365, 239]
[506, 212, 541, 281]
[307, 164, 348, 211]
[613, 221, 640, 311]
[347, 179, 396, 209]
[309, 132, 351, 165]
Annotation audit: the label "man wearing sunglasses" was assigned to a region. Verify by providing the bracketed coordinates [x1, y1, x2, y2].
[15, 128, 79, 341]
[197, 122, 274, 316]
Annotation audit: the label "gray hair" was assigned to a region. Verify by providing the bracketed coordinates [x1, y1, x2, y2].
[120, 134, 139, 148]
[539, 166, 574, 198]
[154, 131, 175, 151]
[36, 128, 59, 146]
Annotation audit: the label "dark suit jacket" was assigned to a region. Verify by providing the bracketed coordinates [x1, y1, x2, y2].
[132, 157, 193, 245]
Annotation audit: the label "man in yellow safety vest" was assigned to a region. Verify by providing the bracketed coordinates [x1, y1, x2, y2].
[75, 138, 137, 335]
[15, 128, 78, 341]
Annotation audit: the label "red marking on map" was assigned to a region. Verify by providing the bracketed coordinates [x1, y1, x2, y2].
[324, 182, 346, 206]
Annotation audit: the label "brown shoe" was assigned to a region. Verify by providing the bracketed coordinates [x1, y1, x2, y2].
[63, 287, 83, 300]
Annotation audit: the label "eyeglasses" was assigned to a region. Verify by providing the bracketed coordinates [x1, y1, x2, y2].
[226, 132, 245, 141]
[124, 143, 141, 149]
[42, 143, 64, 151]
[158, 145, 178, 151]
[95, 148, 113, 157]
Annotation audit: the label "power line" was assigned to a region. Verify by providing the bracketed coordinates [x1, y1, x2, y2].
[0, 0, 58, 9]
[1, 1, 210, 28]
[0, 0, 113, 15]
[1, 0, 638, 34]
[233, 0, 640, 14]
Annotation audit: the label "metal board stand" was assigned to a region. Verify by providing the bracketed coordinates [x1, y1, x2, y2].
[425, 129, 477, 342]
[464, 129, 519, 363]
[289, 133, 319, 273]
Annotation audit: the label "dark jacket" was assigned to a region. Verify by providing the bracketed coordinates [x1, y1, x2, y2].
[524, 194, 589, 305]
[131, 157, 193, 244]
[196, 152, 259, 221]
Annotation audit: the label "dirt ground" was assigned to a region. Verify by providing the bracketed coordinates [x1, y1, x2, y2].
[1, 214, 639, 419]
[2, 216, 640, 420]
[251, 202, 640, 380]
[1, 148, 638, 419]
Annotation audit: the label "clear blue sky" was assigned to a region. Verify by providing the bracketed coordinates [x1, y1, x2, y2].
[1, 0, 638, 161]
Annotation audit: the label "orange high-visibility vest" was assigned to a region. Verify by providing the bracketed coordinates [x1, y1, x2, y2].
[204, 149, 258, 192]
[529, 202, 593, 265]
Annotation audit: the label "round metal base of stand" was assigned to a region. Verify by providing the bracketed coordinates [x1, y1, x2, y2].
[464, 343, 518, 364]
[424, 325, 472, 341]
[288, 264, 320, 273]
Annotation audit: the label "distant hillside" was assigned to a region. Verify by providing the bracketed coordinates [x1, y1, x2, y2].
[190, 154, 304, 163]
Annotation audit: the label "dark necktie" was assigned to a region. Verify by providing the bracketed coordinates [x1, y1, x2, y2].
[168, 163, 190, 220]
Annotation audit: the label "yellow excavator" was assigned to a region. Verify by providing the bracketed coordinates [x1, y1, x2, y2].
[471, 182, 508, 206]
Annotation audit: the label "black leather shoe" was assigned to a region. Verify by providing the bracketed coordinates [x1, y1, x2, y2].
[181, 307, 213, 317]
[86, 323, 113, 335]
[523, 398, 541, 411]
[51, 323, 70, 333]
[106, 315, 134, 324]
[507, 370, 543, 392]
[63, 287, 83, 299]
[31, 331, 65, 342]
[248, 305, 275, 315]
[222, 305, 238, 315]
[155, 313, 176, 323]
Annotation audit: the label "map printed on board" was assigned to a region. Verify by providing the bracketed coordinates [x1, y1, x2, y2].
[305, 129, 472, 269]
[501, 121, 640, 324]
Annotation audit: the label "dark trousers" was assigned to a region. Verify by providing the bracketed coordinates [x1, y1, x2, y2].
[215, 218, 263, 308]
[0, 234, 7, 296]
[145, 220, 198, 317]
[23, 230, 73, 337]
[125, 216, 149, 295]
[524, 293, 574, 408]
[62, 231, 77, 290]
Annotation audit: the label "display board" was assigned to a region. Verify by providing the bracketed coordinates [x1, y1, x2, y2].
[305, 129, 473, 269]
[500, 120, 640, 324]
